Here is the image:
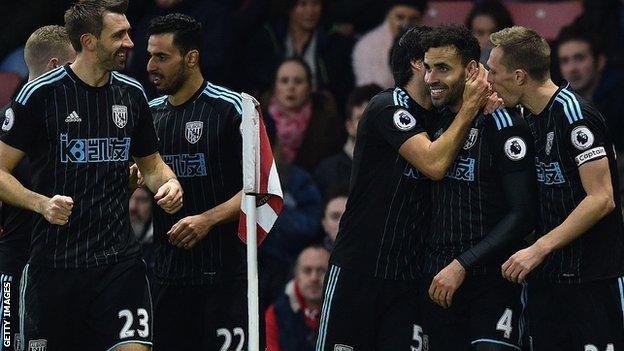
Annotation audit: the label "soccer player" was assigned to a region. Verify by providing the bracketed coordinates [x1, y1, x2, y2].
[488, 26, 624, 350]
[419, 25, 537, 351]
[316, 26, 493, 351]
[0, 24, 75, 351]
[0, 1, 183, 350]
[145, 14, 254, 350]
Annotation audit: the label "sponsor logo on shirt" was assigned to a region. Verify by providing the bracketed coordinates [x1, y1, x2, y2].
[60, 134, 131, 163]
[163, 153, 207, 177]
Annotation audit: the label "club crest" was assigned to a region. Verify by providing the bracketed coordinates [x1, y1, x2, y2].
[545, 132, 554, 155]
[463, 128, 479, 150]
[112, 105, 128, 129]
[185, 121, 204, 144]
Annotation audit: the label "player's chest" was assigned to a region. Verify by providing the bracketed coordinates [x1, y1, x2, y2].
[530, 120, 573, 186]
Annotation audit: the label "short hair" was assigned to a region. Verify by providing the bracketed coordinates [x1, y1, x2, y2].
[386, 0, 428, 14]
[390, 26, 432, 87]
[489, 26, 551, 82]
[556, 23, 604, 60]
[148, 13, 203, 56]
[345, 84, 382, 119]
[421, 25, 481, 66]
[465, 0, 514, 32]
[24, 25, 74, 77]
[295, 244, 330, 271]
[64, 0, 129, 52]
[274, 57, 312, 86]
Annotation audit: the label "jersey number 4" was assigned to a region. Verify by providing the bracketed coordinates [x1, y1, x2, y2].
[496, 308, 513, 339]
[118, 308, 150, 339]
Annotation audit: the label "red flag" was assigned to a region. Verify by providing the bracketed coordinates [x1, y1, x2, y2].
[238, 95, 283, 244]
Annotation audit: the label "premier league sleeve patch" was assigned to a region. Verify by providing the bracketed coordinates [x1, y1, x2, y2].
[393, 109, 417, 131]
[570, 125, 594, 150]
[2, 108, 14, 132]
[503, 136, 527, 161]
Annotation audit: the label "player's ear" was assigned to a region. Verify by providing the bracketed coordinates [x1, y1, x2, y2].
[465, 60, 478, 77]
[514, 69, 527, 86]
[47, 58, 61, 70]
[80, 33, 96, 52]
[186, 50, 199, 68]
[410, 59, 423, 72]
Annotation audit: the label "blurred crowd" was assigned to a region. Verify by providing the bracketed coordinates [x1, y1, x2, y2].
[1, 0, 623, 348]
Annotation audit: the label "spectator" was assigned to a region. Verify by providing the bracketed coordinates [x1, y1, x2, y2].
[352, 0, 427, 88]
[246, 0, 354, 107]
[259, 147, 323, 307]
[265, 245, 330, 351]
[264, 58, 343, 173]
[556, 24, 624, 152]
[314, 84, 381, 198]
[465, 0, 513, 64]
[129, 188, 155, 272]
[320, 192, 347, 251]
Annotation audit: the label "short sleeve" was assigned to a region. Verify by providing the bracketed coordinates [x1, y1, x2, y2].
[563, 106, 608, 167]
[488, 108, 535, 174]
[0, 100, 42, 154]
[374, 106, 426, 151]
[130, 98, 159, 158]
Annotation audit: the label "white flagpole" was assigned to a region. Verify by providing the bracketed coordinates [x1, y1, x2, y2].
[245, 194, 260, 351]
[241, 93, 261, 351]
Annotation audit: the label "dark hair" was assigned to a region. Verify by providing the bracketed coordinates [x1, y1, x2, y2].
[64, 0, 129, 52]
[271, 0, 324, 21]
[556, 23, 604, 60]
[386, 0, 428, 14]
[274, 57, 313, 86]
[421, 25, 481, 66]
[465, 0, 514, 32]
[345, 84, 382, 119]
[148, 13, 202, 55]
[390, 25, 432, 87]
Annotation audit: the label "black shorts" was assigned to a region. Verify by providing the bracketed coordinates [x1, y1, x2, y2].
[525, 277, 624, 351]
[316, 265, 421, 351]
[421, 273, 523, 351]
[19, 258, 153, 351]
[153, 279, 265, 351]
[0, 271, 21, 351]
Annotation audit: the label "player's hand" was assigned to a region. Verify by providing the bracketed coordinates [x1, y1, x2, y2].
[428, 259, 466, 309]
[154, 179, 183, 214]
[167, 214, 215, 249]
[501, 243, 548, 283]
[129, 164, 144, 190]
[462, 63, 490, 114]
[41, 195, 74, 225]
[483, 91, 505, 115]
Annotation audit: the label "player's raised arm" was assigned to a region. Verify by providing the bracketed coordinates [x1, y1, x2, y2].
[134, 152, 183, 214]
[399, 63, 490, 180]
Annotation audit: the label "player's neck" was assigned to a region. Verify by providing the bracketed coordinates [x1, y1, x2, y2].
[522, 79, 559, 115]
[168, 72, 204, 106]
[403, 80, 432, 110]
[70, 56, 110, 87]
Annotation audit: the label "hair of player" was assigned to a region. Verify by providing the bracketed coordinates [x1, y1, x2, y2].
[24, 25, 74, 78]
[345, 84, 382, 120]
[465, 0, 514, 32]
[274, 57, 313, 87]
[390, 25, 432, 88]
[489, 26, 551, 82]
[64, 0, 129, 52]
[421, 24, 481, 66]
[556, 23, 604, 61]
[148, 13, 203, 56]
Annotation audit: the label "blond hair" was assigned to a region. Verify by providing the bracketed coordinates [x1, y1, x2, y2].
[24, 25, 74, 78]
[489, 26, 551, 82]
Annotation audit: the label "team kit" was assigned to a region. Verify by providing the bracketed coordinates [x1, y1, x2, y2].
[0, 1, 622, 351]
